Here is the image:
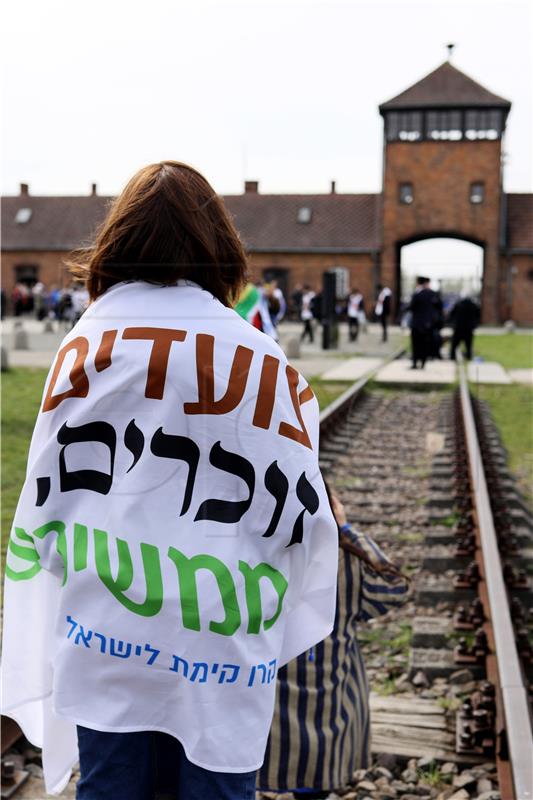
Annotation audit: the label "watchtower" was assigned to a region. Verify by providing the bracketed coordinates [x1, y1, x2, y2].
[379, 59, 511, 322]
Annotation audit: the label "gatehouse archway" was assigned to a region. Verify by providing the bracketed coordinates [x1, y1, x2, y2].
[397, 235, 484, 318]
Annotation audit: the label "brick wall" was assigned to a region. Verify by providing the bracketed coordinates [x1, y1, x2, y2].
[2, 250, 68, 307]
[248, 251, 377, 305]
[381, 139, 504, 323]
[3, 245, 530, 324]
[498, 253, 533, 325]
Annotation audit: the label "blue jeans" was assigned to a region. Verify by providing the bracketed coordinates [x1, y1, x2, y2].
[76, 726, 257, 800]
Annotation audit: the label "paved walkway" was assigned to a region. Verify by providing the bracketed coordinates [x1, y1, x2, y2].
[467, 361, 512, 385]
[508, 369, 533, 385]
[322, 357, 383, 381]
[1, 318, 406, 379]
[375, 358, 457, 385]
[2, 318, 531, 386]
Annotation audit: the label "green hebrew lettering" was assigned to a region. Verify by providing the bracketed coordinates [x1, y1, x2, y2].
[33, 520, 68, 585]
[73, 523, 88, 571]
[238, 561, 288, 634]
[94, 529, 163, 617]
[6, 527, 42, 582]
[167, 548, 241, 636]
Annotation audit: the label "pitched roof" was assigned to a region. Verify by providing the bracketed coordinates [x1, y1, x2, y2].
[2, 192, 382, 253]
[506, 194, 533, 251]
[224, 193, 381, 251]
[3, 190, 530, 253]
[379, 61, 511, 111]
[1, 195, 112, 251]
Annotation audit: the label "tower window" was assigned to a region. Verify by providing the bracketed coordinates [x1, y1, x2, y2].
[426, 110, 462, 140]
[399, 183, 414, 204]
[465, 109, 502, 140]
[386, 111, 422, 142]
[470, 182, 484, 204]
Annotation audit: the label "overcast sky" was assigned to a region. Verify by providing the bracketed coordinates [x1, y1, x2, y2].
[2, 0, 532, 198]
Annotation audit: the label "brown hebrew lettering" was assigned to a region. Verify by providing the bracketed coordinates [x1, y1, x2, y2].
[278, 365, 312, 450]
[252, 355, 280, 429]
[184, 334, 253, 415]
[94, 330, 118, 372]
[42, 337, 90, 412]
[122, 327, 187, 399]
[298, 384, 315, 405]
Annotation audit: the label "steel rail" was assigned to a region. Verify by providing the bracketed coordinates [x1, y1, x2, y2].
[319, 345, 406, 437]
[459, 362, 533, 800]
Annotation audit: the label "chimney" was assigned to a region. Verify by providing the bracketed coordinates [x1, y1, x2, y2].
[20, 183, 29, 196]
[244, 180, 259, 194]
[91, 183, 97, 196]
[330, 180, 336, 194]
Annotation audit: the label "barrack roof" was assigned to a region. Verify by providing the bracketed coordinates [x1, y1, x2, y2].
[1, 193, 382, 253]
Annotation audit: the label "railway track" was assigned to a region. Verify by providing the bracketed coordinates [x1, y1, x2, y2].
[316, 360, 533, 800]
[2, 351, 532, 799]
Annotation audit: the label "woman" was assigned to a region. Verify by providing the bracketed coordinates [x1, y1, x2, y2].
[258, 486, 409, 798]
[1, 162, 339, 800]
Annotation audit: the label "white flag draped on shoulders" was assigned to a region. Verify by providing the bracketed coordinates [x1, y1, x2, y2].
[1, 281, 338, 794]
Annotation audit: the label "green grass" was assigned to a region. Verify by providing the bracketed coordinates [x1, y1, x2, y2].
[473, 333, 533, 369]
[359, 622, 412, 656]
[307, 378, 352, 411]
[1, 368, 48, 563]
[375, 677, 398, 696]
[473, 384, 533, 506]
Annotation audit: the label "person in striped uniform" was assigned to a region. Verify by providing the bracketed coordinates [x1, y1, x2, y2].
[258, 486, 409, 799]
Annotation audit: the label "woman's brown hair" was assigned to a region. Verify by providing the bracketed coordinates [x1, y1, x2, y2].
[67, 161, 248, 306]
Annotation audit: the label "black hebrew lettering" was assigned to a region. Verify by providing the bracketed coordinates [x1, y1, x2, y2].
[150, 429, 200, 516]
[124, 419, 145, 473]
[194, 441, 255, 524]
[58, 421, 117, 494]
[286, 472, 319, 547]
[36, 476, 51, 507]
[262, 461, 289, 538]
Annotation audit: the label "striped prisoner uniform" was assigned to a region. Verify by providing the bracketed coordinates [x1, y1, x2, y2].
[258, 527, 409, 794]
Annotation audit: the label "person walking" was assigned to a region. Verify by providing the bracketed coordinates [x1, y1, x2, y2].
[1, 161, 339, 800]
[291, 284, 303, 321]
[374, 284, 391, 342]
[300, 285, 316, 343]
[269, 280, 287, 327]
[346, 288, 364, 342]
[449, 294, 481, 360]
[258, 485, 408, 798]
[408, 277, 435, 369]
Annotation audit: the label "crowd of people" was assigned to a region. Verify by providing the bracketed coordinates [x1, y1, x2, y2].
[289, 283, 391, 345]
[404, 276, 481, 367]
[7, 273, 480, 364]
[9, 280, 89, 325]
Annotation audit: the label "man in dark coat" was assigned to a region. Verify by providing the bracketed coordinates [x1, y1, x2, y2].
[408, 277, 436, 369]
[449, 295, 481, 360]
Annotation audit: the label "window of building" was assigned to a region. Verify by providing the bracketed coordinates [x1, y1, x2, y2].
[426, 110, 462, 140]
[470, 182, 485, 204]
[399, 183, 414, 204]
[465, 109, 502, 140]
[15, 207, 32, 224]
[297, 207, 312, 224]
[386, 111, 422, 142]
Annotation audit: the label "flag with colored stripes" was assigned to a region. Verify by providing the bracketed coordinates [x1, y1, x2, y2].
[234, 283, 263, 329]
